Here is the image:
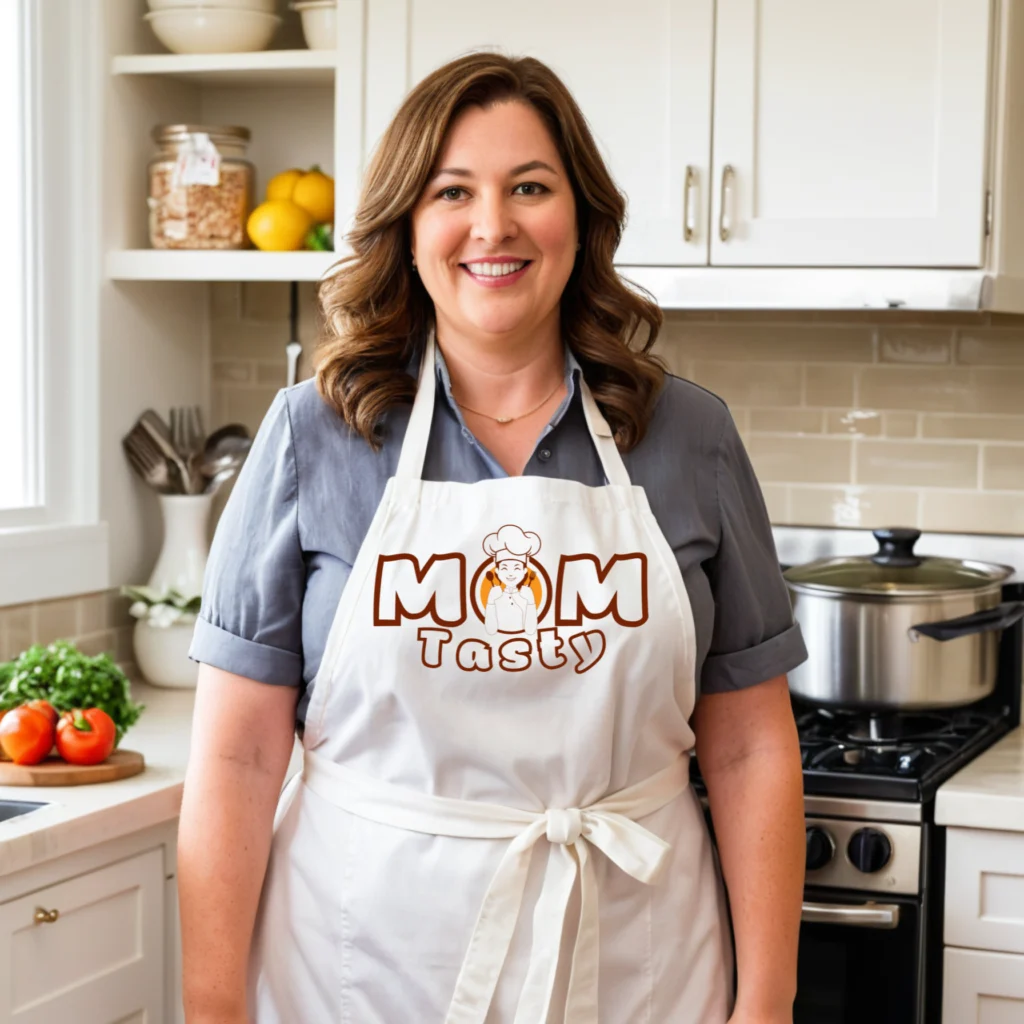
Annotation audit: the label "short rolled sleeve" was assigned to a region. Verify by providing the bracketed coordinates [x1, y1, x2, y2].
[188, 390, 305, 686]
[700, 411, 807, 694]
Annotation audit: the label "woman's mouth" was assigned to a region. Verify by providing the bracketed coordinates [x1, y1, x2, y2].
[460, 260, 532, 288]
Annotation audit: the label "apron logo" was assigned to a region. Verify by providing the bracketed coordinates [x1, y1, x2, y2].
[372, 524, 648, 676]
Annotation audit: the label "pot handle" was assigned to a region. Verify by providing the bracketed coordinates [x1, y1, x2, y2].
[871, 528, 923, 568]
[909, 601, 1024, 642]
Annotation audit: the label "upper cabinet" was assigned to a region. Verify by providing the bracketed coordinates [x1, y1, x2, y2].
[364, 0, 714, 266]
[710, 0, 993, 268]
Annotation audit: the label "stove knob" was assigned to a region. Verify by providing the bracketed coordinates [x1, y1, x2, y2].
[805, 827, 835, 872]
[848, 828, 892, 874]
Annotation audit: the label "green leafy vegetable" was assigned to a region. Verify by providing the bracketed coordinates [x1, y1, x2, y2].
[0, 641, 144, 745]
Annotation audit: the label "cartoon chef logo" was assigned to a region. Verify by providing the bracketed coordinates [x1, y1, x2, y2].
[475, 525, 550, 636]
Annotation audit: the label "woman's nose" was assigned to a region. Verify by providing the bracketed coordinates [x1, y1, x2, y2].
[471, 190, 517, 245]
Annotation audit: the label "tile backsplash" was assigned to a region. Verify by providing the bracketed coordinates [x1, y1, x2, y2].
[209, 284, 1024, 536]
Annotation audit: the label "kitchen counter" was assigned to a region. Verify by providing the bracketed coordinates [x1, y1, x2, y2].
[0, 684, 303, 879]
[936, 725, 1024, 832]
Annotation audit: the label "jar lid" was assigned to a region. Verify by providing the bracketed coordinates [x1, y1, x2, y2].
[783, 528, 1013, 596]
[152, 124, 251, 145]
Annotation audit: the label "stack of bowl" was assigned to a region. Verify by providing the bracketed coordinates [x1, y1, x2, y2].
[145, 0, 282, 54]
[290, 1, 336, 50]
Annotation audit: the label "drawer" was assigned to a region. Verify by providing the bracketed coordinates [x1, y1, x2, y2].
[945, 827, 1024, 953]
[943, 947, 1024, 1023]
[0, 848, 164, 1024]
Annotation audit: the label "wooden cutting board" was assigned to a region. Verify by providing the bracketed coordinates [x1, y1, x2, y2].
[0, 750, 145, 786]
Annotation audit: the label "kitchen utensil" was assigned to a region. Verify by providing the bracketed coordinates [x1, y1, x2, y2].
[145, 8, 281, 54]
[203, 466, 243, 496]
[286, 279, 302, 387]
[0, 750, 145, 787]
[784, 528, 1024, 710]
[122, 427, 182, 494]
[170, 405, 206, 492]
[199, 433, 251, 480]
[290, 0, 336, 49]
[139, 409, 194, 490]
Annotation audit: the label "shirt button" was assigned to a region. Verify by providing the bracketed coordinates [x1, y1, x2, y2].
[538, 448, 552, 462]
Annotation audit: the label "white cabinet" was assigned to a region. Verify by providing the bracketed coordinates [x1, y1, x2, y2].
[710, 0, 993, 268]
[943, 948, 1024, 1023]
[0, 848, 165, 1024]
[364, 0, 715, 265]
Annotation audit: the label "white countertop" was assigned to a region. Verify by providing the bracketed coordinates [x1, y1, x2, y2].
[936, 725, 1024, 832]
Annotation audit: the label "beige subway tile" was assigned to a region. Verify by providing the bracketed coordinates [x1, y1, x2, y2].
[759, 483, 789, 522]
[970, 368, 1024, 414]
[668, 323, 873, 363]
[222, 387, 280, 437]
[729, 408, 750, 433]
[213, 361, 252, 384]
[689, 362, 802, 407]
[0, 606, 36, 661]
[242, 282, 290, 321]
[982, 446, 1024, 490]
[957, 327, 1024, 365]
[77, 592, 107, 634]
[114, 624, 136, 663]
[825, 409, 882, 437]
[650, 338, 691, 378]
[857, 366, 1021, 413]
[746, 436, 853, 484]
[36, 598, 79, 644]
[106, 590, 134, 630]
[922, 414, 1024, 442]
[256, 361, 289, 387]
[856, 440, 979, 488]
[805, 365, 856, 406]
[210, 282, 241, 320]
[74, 630, 117, 658]
[749, 408, 824, 434]
[210, 319, 301, 361]
[789, 486, 920, 529]
[884, 412, 919, 438]
[921, 491, 1024, 534]
[879, 328, 952, 364]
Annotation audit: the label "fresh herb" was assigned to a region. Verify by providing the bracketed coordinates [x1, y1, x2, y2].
[0, 641, 144, 745]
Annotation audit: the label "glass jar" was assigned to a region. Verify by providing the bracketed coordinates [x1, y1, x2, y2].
[147, 125, 254, 250]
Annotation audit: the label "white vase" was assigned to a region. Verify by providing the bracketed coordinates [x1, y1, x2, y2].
[135, 493, 213, 688]
[133, 620, 200, 688]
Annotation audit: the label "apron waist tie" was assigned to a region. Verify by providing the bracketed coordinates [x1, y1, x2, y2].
[301, 750, 690, 1024]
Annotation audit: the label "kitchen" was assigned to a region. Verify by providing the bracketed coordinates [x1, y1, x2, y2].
[3, 0, 1024, 1021]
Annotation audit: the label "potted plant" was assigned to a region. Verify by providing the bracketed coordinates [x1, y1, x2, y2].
[121, 585, 201, 688]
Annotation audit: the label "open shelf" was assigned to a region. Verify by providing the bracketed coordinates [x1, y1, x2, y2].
[111, 49, 336, 87]
[106, 249, 341, 282]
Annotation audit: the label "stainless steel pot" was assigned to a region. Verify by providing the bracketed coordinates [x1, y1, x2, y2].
[783, 528, 1024, 710]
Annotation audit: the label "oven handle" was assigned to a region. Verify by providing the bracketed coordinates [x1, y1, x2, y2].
[801, 901, 901, 929]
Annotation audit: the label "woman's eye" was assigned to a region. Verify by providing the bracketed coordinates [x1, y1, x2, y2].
[513, 182, 548, 197]
[439, 186, 466, 201]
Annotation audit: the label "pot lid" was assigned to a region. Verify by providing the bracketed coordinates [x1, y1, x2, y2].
[783, 528, 1013, 595]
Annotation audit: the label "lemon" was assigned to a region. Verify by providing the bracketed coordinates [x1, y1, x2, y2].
[247, 200, 315, 252]
[265, 168, 304, 202]
[292, 166, 335, 223]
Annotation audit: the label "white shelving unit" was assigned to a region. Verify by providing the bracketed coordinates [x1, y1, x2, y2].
[106, 249, 340, 281]
[111, 48, 336, 87]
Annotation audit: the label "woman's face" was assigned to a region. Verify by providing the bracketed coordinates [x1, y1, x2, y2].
[410, 101, 578, 344]
[496, 559, 526, 588]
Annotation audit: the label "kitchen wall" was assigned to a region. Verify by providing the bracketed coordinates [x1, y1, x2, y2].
[209, 284, 1024, 537]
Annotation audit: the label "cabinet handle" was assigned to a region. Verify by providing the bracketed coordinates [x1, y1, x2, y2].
[683, 165, 698, 241]
[718, 164, 735, 242]
[33, 907, 59, 924]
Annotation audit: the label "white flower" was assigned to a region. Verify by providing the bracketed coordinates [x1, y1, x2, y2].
[129, 601, 149, 620]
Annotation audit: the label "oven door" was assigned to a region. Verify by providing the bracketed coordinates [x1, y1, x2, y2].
[795, 889, 923, 1024]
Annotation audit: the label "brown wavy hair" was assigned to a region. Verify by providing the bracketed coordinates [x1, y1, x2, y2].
[315, 51, 665, 450]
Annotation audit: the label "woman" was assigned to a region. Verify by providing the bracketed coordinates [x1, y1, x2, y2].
[179, 52, 806, 1024]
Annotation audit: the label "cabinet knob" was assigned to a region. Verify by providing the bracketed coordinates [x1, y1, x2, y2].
[33, 907, 59, 924]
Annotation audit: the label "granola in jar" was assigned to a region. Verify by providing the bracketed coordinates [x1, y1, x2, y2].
[148, 125, 254, 249]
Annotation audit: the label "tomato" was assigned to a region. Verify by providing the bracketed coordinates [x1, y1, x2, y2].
[24, 699, 58, 725]
[56, 708, 116, 766]
[0, 706, 56, 765]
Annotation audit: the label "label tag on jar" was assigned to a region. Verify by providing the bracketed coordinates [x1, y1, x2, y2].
[172, 133, 221, 187]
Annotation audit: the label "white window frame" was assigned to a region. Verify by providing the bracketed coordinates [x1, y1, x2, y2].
[0, 0, 108, 606]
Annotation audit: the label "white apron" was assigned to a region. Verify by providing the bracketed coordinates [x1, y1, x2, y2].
[249, 338, 734, 1023]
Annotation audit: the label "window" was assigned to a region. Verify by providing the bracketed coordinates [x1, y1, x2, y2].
[0, 2, 32, 514]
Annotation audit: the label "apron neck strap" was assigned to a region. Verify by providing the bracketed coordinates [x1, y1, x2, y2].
[395, 331, 633, 488]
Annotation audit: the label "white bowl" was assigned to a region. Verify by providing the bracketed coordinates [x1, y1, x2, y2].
[290, 1, 336, 50]
[148, 0, 278, 12]
[145, 8, 282, 54]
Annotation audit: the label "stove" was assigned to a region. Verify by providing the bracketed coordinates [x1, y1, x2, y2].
[693, 584, 1023, 1024]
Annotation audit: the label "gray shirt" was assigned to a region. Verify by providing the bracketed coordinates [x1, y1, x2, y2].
[190, 348, 807, 728]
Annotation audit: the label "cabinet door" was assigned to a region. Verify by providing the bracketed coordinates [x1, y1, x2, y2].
[943, 948, 1024, 1023]
[364, 0, 714, 265]
[0, 848, 164, 1024]
[711, 0, 993, 267]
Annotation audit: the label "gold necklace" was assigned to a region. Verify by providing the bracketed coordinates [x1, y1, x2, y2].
[453, 380, 564, 425]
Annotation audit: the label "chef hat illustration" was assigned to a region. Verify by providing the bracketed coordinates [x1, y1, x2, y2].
[483, 524, 542, 566]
